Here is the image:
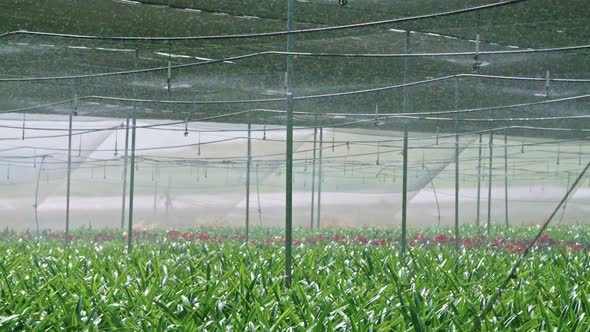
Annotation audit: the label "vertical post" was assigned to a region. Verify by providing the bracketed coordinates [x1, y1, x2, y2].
[127, 50, 139, 253]
[245, 123, 252, 242]
[167, 41, 172, 96]
[310, 126, 317, 230]
[120, 114, 130, 229]
[403, 30, 411, 113]
[316, 127, 324, 229]
[34, 155, 48, 235]
[402, 31, 410, 255]
[401, 126, 408, 256]
[504, 129, 509, 228]
[153, 174, 158, 216]
[165, 176, 171, 216]
[454, 78, 460, 250]
[487, 131, 494, 236]
[476, 133, 483, 228]
[256, 163, 263, 226]
[545, 70, 551, 99]
[284, 0, 296, 288]
[65, 96, 76, 246]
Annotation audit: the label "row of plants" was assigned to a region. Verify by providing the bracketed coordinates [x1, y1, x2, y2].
[3, 225, 588, 253]
[0, 226, 589, 330]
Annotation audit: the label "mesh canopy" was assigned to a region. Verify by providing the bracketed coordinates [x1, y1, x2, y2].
[1, 0, 589, 231]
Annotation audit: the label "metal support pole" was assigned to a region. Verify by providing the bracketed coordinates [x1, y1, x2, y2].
[120, 50, 136, 230]
[476, 133, 483, 228]
[504, 130, 509, 228]
[245, 123, 252, 242]
[403, 30, 411, 113]
[284, 0, 296, 289]
[401, 126, 409, 256]
[454, 78, 460, 250]
[65, 98, 75, 246]
[402, 32, 411, 254]
[316, 127, 324, 229]
[487, 131, 494, 236]
[34, 155, 48, 235]
[310, 126, 317, 230]
[166, 176, 171, 216]
[153, 175, 158, 216]
[127, 50, 139, 253]
[256, 163, 263, 226]
[120, 114, 130, 229]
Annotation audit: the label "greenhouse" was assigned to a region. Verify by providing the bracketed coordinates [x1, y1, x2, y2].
[1, 0, 589, 330]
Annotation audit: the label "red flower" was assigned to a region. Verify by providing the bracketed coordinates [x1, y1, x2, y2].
[332, 234, 345, 242]
[413, 233, 426, 242]
[492, 237, 505, 248]
[433, 234, 449, 244]
[538, 234, 551, 244]
[371, 239, 386, 246]
[355, 235, 368, 244]
[573, 243, 585, 252]
[166, 230, 180, 240]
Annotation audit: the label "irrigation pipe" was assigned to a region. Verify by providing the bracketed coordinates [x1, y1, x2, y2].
[1, 75, 588, 114]
[2, 43, 590, 82]
[0, 0, 527, 41]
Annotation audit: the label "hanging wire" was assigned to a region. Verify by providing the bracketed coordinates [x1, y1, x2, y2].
[21, 111, 26, 140]
[197, 132, 201, 156]
[114, 126, 119, 156]
[545, 70, 551, 99]
[376, 142, 380, 165]
[184, 112, 190, 137]
[521, 122, 525, 153]
[422, 150, 425, 170]
[0, 1, 534, 44]
[167, 40, 172, 96]
[332, 129, 335, 152]
[435, 122, 440, 145]
[262, 111, 267, 140]
[473, 12, 482, 71]
[373, 104, 382, 126]
[78, 135, 82, 157]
